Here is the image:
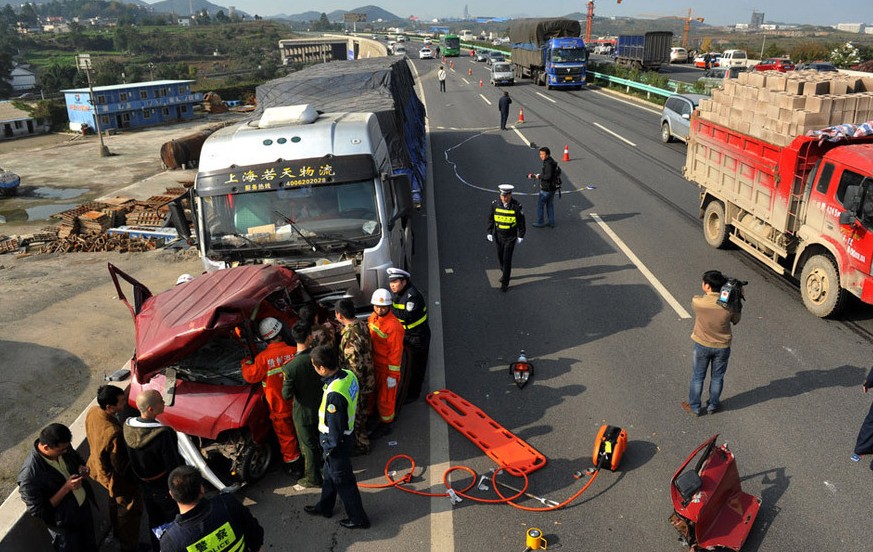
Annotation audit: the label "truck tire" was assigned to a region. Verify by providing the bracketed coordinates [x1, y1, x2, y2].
[800, 254, 846, 318]
[702, 201, 730, 249]
[236, 439, 273, 483]
[661, 122, 673, 143]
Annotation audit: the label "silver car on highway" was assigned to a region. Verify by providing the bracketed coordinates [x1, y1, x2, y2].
[660, 93, 708, 143]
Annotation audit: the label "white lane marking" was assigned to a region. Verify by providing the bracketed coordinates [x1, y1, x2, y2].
[535, 91, 557, 104]
[461, 77, 469, 85]
[409, 60, 456, 552]
[512, 127, 531, 147]
[592, 89, 663, 115]
[479, 94, 492, 105]
[590, 213, 691, 319]
[593, 122, 637, 147]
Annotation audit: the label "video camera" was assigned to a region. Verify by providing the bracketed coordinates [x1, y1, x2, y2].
[716, 277, 747, 313]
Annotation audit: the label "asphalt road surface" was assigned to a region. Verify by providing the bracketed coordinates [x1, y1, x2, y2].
[222, 55, 873, 552]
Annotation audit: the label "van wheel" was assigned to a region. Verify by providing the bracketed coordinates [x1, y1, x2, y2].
[702, 201, 730, 249]
[661, 123, 673, 143]
[237, 440, 273, 483]
[801, 254, 846, 318]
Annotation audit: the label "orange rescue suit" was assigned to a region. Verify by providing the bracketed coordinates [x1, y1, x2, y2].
[368, 311, 405, 423]
[242, 341, 300, 463]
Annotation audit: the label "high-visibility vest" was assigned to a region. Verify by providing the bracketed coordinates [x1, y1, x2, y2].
[318, 370, 359, 435]
[493, 207, 518, 230]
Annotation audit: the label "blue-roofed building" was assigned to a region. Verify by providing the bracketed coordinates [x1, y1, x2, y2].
[62, 80, 203, 132]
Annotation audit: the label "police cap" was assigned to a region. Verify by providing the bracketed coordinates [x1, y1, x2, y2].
[498, 184, 514, 194]
[387, 267, 411, 281]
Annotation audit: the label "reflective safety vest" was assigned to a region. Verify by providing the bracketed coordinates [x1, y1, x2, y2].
[318, 370, 359, 435]
[493, 207, 518, 230]
[392, 302, 428, 330]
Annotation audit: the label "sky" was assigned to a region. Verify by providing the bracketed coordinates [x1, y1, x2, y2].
[212, 0, 873, 27]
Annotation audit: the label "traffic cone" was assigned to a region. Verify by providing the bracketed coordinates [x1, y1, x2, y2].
[479, 79, 483, 87]
[562, 145, 570, 162]
[468, 68, 472, 76]
[518, 107, 525, 123]
[450, 61, 454, 70]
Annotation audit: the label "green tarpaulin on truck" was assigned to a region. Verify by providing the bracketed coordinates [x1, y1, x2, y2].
[508, 18, 581, 45]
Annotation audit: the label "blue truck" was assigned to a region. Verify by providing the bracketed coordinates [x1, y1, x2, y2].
[509, 18, 588, 90]
[615, 31, 673, 71]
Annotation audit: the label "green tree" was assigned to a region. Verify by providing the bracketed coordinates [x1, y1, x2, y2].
[830, 42, 861, 68]
[38, 63, 78, 93]
[313, 13, 331, 31]
[93, 58, 126, 86]
[215, 10, 229, 23]
[19, 3, 38, 26]
[790, 42, 831, 64]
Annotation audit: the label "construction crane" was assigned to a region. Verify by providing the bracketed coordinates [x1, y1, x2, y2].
[585, 0, 623, 44]
[638, 8, 704, 49]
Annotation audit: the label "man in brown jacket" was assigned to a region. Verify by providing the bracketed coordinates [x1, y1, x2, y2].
[85, 385, 143, 552]
[682, 270, 742, 416]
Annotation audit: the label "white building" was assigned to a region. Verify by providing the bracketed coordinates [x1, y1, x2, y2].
[0, 102, 51, 140]
[836, 23, 865, 33]
[7, 64, 37, 92]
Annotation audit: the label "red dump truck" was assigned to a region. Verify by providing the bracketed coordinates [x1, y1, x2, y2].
[686, 117, 873, 317]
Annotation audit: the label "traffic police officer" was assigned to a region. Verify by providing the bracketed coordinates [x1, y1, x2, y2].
[486, 184, 526, 291]
[304, 345, 370, 530]
[387, 267, 431, 403]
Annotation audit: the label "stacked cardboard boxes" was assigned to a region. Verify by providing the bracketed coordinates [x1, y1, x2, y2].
[696, 70, 873, 147]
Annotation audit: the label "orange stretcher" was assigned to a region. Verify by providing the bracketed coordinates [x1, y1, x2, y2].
[427, 389, 546, 474]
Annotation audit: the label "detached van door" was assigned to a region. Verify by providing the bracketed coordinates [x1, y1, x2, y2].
[107, 262, 153, 319]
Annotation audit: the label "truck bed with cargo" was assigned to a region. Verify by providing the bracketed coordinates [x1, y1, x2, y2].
[685, 71, 873, 316]
[615, 32, 672, 71]
[509, 18, 588, 89]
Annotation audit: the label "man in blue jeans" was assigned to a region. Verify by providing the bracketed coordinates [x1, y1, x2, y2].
[682, 270, 741, 416]
[527, 146, 559, 228]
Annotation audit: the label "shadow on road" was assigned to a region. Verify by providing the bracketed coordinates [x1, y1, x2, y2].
[723, 364, 864, 412]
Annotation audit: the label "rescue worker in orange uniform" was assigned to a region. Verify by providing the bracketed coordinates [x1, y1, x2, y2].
[367, 289, 405, 439]
[241, 317, 303, 479]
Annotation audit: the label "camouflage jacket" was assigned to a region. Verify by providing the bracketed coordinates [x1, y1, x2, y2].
[339, 319, 375, 396]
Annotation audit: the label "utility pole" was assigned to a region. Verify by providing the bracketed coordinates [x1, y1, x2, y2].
[76, 54, 110, 157]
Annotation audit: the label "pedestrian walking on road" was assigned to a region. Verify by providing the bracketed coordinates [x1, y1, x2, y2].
[528, 146, 560, 228]
[304, 345, 371, 530]
[486, 184, 526, 292]
[387, 267, 431, 403]
[281, 322, 325, 489]
[18, 423, 96, 552]
[682, 270, 741, 417]
[438, 66, 447, 92]
[160, 466, 264, 552]
[85, 385, 143, 552]
[851, 366, 873, 467]
[498, 91, 512, 130]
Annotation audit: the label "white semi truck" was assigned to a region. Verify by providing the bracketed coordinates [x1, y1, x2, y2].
[173, 58, 426, 307]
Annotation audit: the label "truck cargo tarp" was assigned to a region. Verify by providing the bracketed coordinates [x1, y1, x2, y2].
[808, 120, 873, 142]
[509, 18, 581, 45]
[253, 58, 427, 204]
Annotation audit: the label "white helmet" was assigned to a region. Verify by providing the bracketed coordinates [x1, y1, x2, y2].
[175, 273, 194, 286]
[371, 288, 392, 306]
[258, 317, 282, 340]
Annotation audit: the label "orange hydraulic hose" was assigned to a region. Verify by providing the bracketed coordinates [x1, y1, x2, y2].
[358, 454, 601, 511]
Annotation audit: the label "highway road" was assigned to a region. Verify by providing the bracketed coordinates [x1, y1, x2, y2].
[232, 54, 873, 552]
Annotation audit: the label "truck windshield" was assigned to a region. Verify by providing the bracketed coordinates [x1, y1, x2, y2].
[551, 48, 588, 63]
[202, 180, 381, 257]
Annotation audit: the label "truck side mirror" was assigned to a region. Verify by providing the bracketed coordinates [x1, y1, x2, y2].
[388, 173, 413, 231]
[168, 199, 192, 240]
[839, 211, 857, 226]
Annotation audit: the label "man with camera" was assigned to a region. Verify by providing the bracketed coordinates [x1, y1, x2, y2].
[682, 270, 743, 416]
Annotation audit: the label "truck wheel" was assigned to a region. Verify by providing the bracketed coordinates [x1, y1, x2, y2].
[702, 201, 730, 249]
[800, 254, 846, 318]
[661, 123, 673, 143]
[237, 440, 273, 483]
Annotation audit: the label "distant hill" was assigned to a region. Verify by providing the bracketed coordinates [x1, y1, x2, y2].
[146, 0, 238, 16]
[275, 5, 402, 23]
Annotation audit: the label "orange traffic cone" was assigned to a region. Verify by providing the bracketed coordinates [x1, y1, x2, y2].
[479, 79, 483, 87]
[518, 107, 525, 123]
[562, 145, 570, 162]
[450, 61, 454, 70]
[469, 68, 472, 76]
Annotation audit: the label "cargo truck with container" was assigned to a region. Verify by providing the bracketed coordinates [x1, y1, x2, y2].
[172, 58, 426, 309]
[509, 18, 588, 90]
[685, 72, 873, 316]
[615, 31, 673, 71]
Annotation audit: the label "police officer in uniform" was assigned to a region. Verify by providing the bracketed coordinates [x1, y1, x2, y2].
[387, 267, 430, 404]
[486, 184, 526, 291]
[304, 345, 370, 530]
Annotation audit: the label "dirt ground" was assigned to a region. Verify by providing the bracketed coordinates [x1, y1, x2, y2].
[0, 113, 249, 497]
